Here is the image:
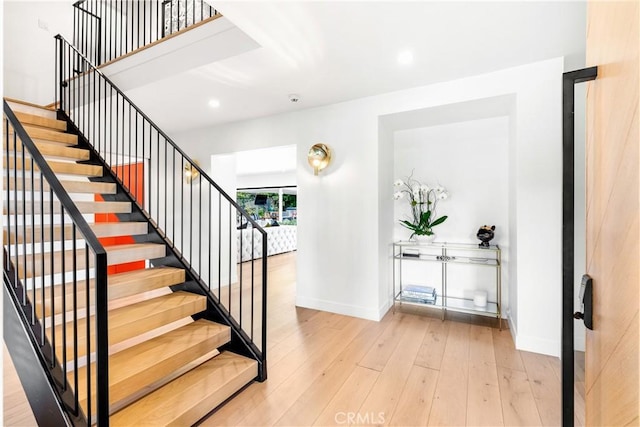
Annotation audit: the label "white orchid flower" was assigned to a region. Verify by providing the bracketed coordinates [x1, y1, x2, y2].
[438, 192, 448, 200]
[394, 179, 404, 187]
[393, 191, 404, 200]
[420, 184, 430, 193]
[436, 185, 446, 193]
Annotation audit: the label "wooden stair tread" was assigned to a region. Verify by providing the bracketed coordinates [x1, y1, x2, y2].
[14, 111, 67, 131]
[5, 98, 57, 120]
[4, 178, 117, 194]
[110, 352, 257, 426]
[108, 267, 186, 299]
[12, 243, 166, 278]
[4, 140, 88, 160]
[23, 125, 77, 145]
[3, 221, 148, 245]
[40, 267, 186, 316]
[4, 157, 102, 177]
[4, 222, 148, 244]
[3, 199, 131, 215]
[52, 291, 207, 362]
[76, 319, 230, 412]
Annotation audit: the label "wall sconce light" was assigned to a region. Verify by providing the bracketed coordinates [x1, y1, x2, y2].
[307, 143, 332, 176]
[184, 160, 200, 184]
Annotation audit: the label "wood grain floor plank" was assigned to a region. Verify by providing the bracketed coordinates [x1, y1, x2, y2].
[466, 360, 504, 426]
[414, 318, 449, 370]
[200, 324, 339, 426]
[469, 324, 496, 364]
[442, 320, 471, 361]
[497, 365, 543, 426]
[388, 365, 438, 426]
[427, 353, 469, 426]
[356, 315, 429, 425]
[358, 313, 409, 372]
[492, 328, 525, 372]
[274, 315, 392, 426]
[521, 351, 561, 426]
[235, 318, 369, 426]
[312, 366, 380, 426]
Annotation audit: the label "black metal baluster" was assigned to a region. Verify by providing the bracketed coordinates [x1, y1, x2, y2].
[198, 175, 202, 277]
[172, 150, 175, 244]
[13, 133, 18, 294]
[118, 0, 123, 58]
[5, 118, 11, 276]
[164, 141, 168, 232]
[208, 185, 212, 289]
[218, 192, 221, 298]
[239, 207, 243, 329]
[95, 250, 109, 425]
[40, 173, 45, 347]
[250, 228, 256, 341]
[49, 188, 55, 368]
[72, 224, 79, 413]
[60, 206, 67, 389]
[85, 244, 91, 426]
[30, 157, 36, 326]
[190, 161, 193, 262]
[228, 202, 232, 313]
[128, 104, 132, 192]
[21, 142, 27, 305]
[109, 0, 112, 62]
[262, 232, 267, 357]
[116, 92, 120, 173]
[156, 132, 160, 225]
[180, 155, 184, 253]
[135, 110, 138, 203]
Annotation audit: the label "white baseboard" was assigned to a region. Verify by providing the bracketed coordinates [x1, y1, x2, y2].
[378, 299, 393, 321]
[515, 332, 560, 357]
[295, 295, 382, 321]
[507, 313, 518, 344]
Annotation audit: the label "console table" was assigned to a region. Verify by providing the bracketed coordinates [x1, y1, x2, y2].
[392, 241, 502, 329]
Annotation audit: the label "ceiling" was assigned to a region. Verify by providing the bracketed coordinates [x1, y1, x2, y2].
[126, 1, 586, 134]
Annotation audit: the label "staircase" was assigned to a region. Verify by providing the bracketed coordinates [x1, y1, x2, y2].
[3, 97, 262, 425]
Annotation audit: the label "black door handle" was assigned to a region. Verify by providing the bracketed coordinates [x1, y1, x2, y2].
[574, 274, 593, 330]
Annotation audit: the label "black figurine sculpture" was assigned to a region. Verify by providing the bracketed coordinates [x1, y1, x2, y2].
[477, 225, 495, 248]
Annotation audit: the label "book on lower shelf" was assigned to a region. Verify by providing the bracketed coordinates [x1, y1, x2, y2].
[400, 284, 437, 304]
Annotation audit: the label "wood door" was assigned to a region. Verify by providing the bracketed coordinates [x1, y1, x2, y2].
[585, 1, 639, 425]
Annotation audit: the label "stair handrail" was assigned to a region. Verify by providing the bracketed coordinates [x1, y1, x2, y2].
[3, 100, 110, 425]
[73, 0, 219, 66]
[55, 34, 268, 380]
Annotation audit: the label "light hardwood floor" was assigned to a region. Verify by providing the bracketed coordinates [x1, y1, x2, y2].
[4, 252, 585, 426]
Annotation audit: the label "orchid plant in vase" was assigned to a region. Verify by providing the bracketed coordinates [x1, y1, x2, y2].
[393, 173, 449, 241]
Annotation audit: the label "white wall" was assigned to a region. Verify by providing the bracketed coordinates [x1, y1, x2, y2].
[211, 153, 238, 285]
[3, 1, 73, 104]
[174, 57, 566, 356]
[393, 117, 510, 309]
[237, 171, 296, 190]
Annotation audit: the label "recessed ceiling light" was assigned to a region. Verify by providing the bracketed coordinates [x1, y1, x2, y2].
[397, 50, 414, 66]
[208, 99, 221, 108]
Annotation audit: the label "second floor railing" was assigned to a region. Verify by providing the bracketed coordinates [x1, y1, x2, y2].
[73, 0, 219, 66]
[55, 34, 268, 380]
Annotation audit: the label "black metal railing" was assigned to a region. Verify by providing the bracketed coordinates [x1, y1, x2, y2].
[73, 0, 219, 66]
[55, 35, 268, 378]
[3, 100, 109, 425]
